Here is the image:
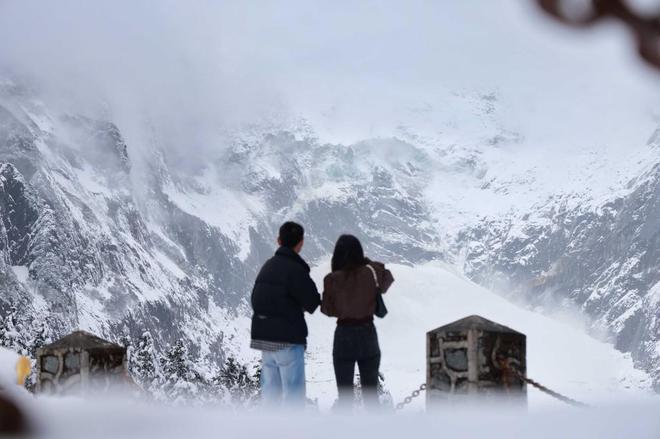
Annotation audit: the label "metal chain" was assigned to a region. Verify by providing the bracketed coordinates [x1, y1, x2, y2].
[510, 369, 589, 408]
[395, 383, 427, 410]
[496, 356, 588, 408]
[537, 0, 660, 69]
[394, 372, 587, 410]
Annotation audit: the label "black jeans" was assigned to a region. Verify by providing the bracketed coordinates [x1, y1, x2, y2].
[333, 323, 381, 406]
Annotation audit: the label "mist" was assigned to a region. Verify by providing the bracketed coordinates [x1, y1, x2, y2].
[0, 0, 659, 164]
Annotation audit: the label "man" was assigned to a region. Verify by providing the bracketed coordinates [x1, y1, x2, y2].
[250, 221, 320, 407]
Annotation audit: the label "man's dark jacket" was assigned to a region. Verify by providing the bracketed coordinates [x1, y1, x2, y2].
[251, 247, 320, 345]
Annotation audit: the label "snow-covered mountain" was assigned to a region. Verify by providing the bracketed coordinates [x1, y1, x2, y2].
[459, 158, 660, 389]
[0, 76, 658, 393]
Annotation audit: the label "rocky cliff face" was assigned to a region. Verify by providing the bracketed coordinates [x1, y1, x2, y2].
[458, 157, 660, 389]
[0, 81, 658, 388]
[0, 83, 443, 372]
[0, 84, 248, 366]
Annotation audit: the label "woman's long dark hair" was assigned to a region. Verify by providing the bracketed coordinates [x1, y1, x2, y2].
[331, 234, 366, 272]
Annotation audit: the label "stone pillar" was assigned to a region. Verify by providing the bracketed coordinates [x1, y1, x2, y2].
[426, 315, 526, 407]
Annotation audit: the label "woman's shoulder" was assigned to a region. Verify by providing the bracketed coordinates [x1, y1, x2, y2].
[364, 258, 387, 271]
[325, 266, 371, 282]
[365, 258, 394, 290]
[324, 270, 348, 283]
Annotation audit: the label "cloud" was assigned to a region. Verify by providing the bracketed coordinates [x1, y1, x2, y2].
[0, 0, 658, 157]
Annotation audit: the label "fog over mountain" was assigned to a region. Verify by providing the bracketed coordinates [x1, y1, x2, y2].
[0, 0, 658, 393]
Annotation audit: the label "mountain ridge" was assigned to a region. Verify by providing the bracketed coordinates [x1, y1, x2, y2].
[0, 83, 658, 389]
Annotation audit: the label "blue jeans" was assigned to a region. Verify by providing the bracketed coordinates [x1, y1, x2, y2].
[260, 345, 306, 407]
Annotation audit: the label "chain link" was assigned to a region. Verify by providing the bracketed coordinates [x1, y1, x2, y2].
[395, 383, 427, 410]
[537, 0, 660, 69]
[510, 369, 589, 408]
[394, 370, 587, 411]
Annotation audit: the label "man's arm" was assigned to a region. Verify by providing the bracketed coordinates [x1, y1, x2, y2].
[290, 268, 321, 313]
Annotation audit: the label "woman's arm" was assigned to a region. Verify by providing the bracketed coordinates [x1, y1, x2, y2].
[380, 267, 394, 293]
[320, 274, 336, 316]
[367, 259, 394, 293]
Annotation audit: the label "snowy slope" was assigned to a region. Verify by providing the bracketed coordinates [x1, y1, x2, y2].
[3, 265, 656, 439]
[23, 395, 660, 439]
[303, 262, 652, 410]
[7, 265, 658, 439]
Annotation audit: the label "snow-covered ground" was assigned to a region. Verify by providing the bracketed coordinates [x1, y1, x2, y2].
[224, 261, 653, 409]
[26, 398, 660, 439]
[1, 262, 657, 438]
[304, 262, 653, 410]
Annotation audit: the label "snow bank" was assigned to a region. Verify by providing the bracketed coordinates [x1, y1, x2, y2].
[6, 263, 659, 438]
[0, 347, 20, 386]
[27, 396, 660, 439]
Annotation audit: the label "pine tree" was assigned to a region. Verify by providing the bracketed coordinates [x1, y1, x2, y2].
[0, 303, 28, 355]
[131, 332, 160, 394]
[28, 319, 52, 357]
[23, 317, 53, 393]
[213, 356, 260, 405]
[159, 340, 201, 404]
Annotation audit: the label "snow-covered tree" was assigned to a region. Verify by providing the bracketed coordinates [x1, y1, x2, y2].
[213, 356, 260, 404]
[0, 302, 28, 355]
[159, 340, 204, 404]
[23, 317, 53, 392]
[130, 331, 161, 394]
[28, 319, 52, 357]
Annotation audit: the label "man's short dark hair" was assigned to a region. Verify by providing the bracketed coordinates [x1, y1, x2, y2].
[279, 221, 304, 248]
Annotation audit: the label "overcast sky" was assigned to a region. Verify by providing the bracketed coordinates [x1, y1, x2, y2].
[0, 1, 658, 153]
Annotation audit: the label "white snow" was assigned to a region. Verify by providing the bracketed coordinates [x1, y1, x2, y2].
[648, 281, 660, 308]
[207, 261, 654, 412]
[22, 397, 660, 439]
[152, 250, 186, 280]
[163, 166, 265, 260]
[0, 3, 658, 436]
[11, 265, 29, 284]
[19, 103, 54, 134]
[2, 328, 656, 439]
[302, 262, 652, 411]
[0, 347, 21, 386]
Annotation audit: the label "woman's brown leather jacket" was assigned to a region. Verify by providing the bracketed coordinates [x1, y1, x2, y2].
[321, 259, 394, 323]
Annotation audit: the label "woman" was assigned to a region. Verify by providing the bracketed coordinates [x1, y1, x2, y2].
[321, 234, 394, 407]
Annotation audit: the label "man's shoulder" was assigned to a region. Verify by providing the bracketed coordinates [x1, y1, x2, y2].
[258, 254, 307, 280]
[257, 255, 278, 272]
[275, 248, 311, 273]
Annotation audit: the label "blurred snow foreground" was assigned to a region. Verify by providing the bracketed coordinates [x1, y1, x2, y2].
[20, 395, 660, 439]
[2, 264, 660, 437]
